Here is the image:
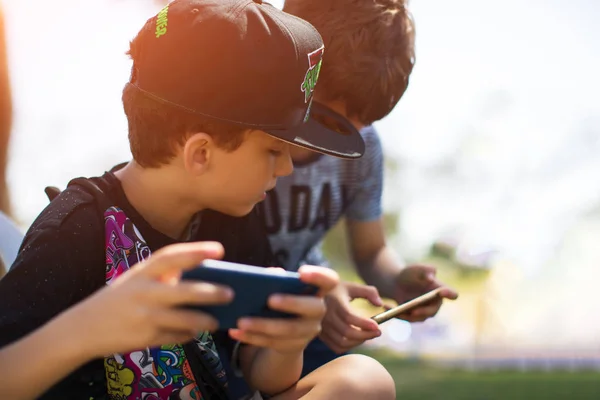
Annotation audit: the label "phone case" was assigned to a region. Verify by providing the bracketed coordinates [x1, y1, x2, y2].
[181, 259, 319, 329]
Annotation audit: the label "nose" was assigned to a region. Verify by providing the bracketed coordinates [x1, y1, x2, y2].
[275, 145, 294, 177]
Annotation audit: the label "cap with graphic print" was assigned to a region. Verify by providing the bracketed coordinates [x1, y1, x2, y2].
[128, 0, 365, 159]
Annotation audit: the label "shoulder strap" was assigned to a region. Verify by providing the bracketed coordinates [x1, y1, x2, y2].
[44, 177, 114, 212]
[44, 186, 61, 202]
[67, 177, 114, 212]
[183, 342, 230, 400]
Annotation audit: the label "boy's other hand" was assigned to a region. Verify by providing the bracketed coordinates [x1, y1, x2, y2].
[319, 282, 382, 354]
[229, 265, 339, 354]
[392, 264, 458, 322]
[69, 242, 234, 358]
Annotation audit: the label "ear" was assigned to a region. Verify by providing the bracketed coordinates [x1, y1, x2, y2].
[182, 132, 214, 175]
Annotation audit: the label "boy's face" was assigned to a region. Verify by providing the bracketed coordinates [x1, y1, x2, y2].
[199, 130, 294, 216]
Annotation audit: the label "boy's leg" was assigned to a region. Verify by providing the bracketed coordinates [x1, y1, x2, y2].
[273, 354, 395, 400]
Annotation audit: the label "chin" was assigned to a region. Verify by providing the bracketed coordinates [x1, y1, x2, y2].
[213, 203, 256, 218]
[228, 208, 255, 217]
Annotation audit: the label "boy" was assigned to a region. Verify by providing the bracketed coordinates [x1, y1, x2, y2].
[0, 1, 395, 399]
[258, 0, 459, 375]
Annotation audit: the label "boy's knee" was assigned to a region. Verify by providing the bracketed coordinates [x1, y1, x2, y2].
[331, 354, 396, 399]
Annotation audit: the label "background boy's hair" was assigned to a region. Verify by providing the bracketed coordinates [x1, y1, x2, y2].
[284, 0, 415, 125]
[122, 31, 246, 168]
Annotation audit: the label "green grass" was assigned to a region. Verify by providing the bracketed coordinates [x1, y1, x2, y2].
[360, 349, 600, 400]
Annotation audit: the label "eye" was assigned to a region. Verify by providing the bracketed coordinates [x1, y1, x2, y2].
[269, 149, 283, 157]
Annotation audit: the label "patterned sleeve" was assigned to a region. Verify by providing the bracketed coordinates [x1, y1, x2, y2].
[345, 126, 384, 221]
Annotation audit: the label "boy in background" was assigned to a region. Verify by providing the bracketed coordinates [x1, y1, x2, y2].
[259, 0, 459, 376]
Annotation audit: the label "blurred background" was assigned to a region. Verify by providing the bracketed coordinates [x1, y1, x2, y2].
[2, 0, 600, 398]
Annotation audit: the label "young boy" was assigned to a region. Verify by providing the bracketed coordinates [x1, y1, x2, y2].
[257, 0, 459, 375]
[0, 1, 395, 399]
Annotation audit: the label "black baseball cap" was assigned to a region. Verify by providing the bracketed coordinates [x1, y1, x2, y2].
[128, 0, 365, 159]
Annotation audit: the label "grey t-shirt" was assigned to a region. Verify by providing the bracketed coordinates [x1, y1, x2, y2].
[257, 126, 383, 271]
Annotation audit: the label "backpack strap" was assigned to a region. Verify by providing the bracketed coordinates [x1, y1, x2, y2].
[183, 341, 230, 400]
[44, 186, 61, 202]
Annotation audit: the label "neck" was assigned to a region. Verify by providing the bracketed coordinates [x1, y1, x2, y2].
[114, 162, 202, 239]
[291, 99, 365, 162]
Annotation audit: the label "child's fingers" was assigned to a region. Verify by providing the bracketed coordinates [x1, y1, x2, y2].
[336, 306, 380, 331]
[154, 308, 220, 333]
[297, 265, 339, 296]
[236, 317, 320, 339]
[439, 286, 459, 300]
[405, 300, 443, 321]
[327, 310, 381, 340]
[267, 294, 325, 318]
[319, 329, 351, 354]
[145, 281, 234, 307]
[320, 320, 374, 349]
[229, 329, 307, 351]
[346, 283, 383, 306]
[140, 242, 224, 279]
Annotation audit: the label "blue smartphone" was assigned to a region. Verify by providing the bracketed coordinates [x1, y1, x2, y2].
[181, 259, 319, 329]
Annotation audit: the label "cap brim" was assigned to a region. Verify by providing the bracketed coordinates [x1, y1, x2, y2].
[265, 103, 365, 159]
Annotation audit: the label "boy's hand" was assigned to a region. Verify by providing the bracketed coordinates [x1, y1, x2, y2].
[392, 264, 458, 322]
[228, 265, 339, 354]
[69, 242, 234, 358]
[319, 282, 383, 354]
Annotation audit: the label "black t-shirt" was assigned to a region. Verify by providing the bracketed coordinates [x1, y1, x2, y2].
[0, 169, 272, 399]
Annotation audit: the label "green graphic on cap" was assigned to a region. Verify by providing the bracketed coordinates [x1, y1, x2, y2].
[155, 4, 169, 38]
[301, 46, 324, 103]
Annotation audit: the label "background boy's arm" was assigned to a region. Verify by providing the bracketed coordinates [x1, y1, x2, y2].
[315, 215, 458, 355]
[347, 217, 458, 319]
[342, 129, 457, 317]
[346, 217, 405, 299]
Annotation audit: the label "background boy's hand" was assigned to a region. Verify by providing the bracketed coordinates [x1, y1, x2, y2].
[319, 282, 383, 354]
[392, 264, 458, 322]
[228, 265, 338, 354]
[69, 242, 234, 358]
